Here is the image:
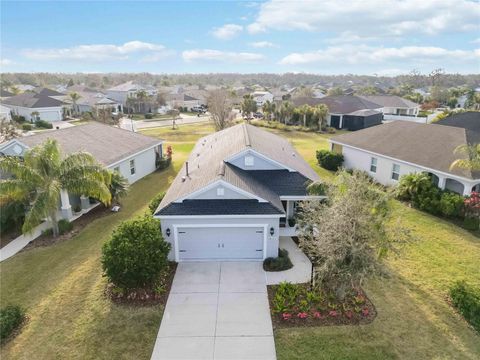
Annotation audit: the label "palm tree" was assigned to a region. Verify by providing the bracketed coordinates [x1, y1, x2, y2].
[313, 104, 329, 131]
[136, 90, 149, 114]
[298, 104, 311, 127]
[279, 101, 293, 124]
[68, 92, 82, 117]
[109, 171, 129, 204]
[450, 144, 480, 171]
[0, 139, 111, 237]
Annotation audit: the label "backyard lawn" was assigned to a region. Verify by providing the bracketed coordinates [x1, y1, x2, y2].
[1, 121, 479, 359]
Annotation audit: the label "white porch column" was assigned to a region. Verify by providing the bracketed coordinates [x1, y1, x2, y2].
[60, 189, 73, 220]
[437, 177, 446, 190]
[463, 182, 472, 196]
[80, 195, 90, 211]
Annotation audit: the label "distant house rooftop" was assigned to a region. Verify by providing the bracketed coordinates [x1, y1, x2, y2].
[358, 95, 419, 109]
[2, 92, 65, 108]
[293, 95, 382, 114]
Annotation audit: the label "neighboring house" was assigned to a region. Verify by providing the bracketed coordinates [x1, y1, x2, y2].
[62, 91, 121, 114]
[358, 95, 420, 117]
[1, 92, 66, 122]
[252, 91, 274, 106]
[329, 119, 480, 196]
[293, 95, 383, 130]
[154, 123, 322, 262]
[106, 81, 157, 106]
[13, 84, 35, 92]
[0, 104, 12, 121]
[0, 122, 163, 220]
[0, 89, 14, 99]
[166, 93, 202, 110]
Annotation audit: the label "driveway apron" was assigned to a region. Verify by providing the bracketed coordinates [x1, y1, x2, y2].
[151, 261, 276, 360]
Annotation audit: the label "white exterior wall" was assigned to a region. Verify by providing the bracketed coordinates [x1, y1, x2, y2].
[159, 217, 280, 261]
[5, 105, 63, 122]
[109, 146, 160, 184]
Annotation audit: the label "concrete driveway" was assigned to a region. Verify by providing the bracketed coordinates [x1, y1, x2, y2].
[151, 262, 276, 360]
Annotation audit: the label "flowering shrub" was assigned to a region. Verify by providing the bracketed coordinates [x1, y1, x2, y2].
[464, 192, 480, 230]
[282, 313, 292, 321]
[345, 310, 354, 319]
[166, 145, 173, 158]
[329, 310, 338, 317]
[297, 312, 308, 319]
[313, 311, 323, 319]
[362, 308, 370, 317]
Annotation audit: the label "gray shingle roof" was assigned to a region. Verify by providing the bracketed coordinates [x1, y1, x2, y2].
[330, 121, 475, 179]
[242, 170, 311, 196]
[157, 199, 284, 216]
[358, 95, 419, 109]
[2, 93, 65, 108]
[19, 122, 162, 166]
[157, 123, 319, 214]
[292, 95, 382, 114]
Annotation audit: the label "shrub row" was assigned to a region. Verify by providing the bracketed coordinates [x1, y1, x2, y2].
[0, 305, 25, 342]
[316, 150, 344, 171]
[41, 219, 74, 237]
[449, 281, 480, 332]
[34, 119, 53, 129]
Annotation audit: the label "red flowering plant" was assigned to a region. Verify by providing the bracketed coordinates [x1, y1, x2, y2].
[166, 145, 173, 158]
[282, 313, 292, 321]
[362, 308, 370, 317]
[297, 312, 308, 319]
[312, 311, 323, 319]
[464, 192, 480, 217]
[329, 310, 338, 317]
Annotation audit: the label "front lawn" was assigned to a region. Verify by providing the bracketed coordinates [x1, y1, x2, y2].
[1, 121, 478, 359]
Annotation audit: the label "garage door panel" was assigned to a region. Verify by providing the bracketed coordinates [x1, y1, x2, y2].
[177, 227, 264, 260]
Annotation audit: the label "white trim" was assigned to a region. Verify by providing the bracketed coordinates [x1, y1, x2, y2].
[172, 223, 269, 262]
[155, 214, 284, 219]
[225, 148, 296, 172]
[176, 179, 268, 203]
[329, 140, 479, 183]
[280, 195, 326, 201]
[107, 142, 162, 168]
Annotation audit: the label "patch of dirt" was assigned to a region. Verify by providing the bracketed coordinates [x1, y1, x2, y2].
[22, 205, 112, 251]
[267, 284, 377, 329]
[105, 262, 178, 306]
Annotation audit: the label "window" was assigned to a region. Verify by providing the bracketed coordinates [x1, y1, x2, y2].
[217, 187, 225, 196]
[391, 164, 400, 181]
[113, 166, 120, 173]
[129, 159, 136, 175]
[370, 157, 377, 173]
[244, 155, 254, 167]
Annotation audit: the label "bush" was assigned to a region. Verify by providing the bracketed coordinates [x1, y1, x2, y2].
[58, 219, 73, 234]
[144, 113, 154, 119]
[463, 217, 479, 231]
[149, 191, 166, 214]
[0, 200, 26, 235]
[316, 150, 344, 171]
[439, 192, 464, 218]
[12, 115, 26, 123]
[307, 181, 328, 196]
[263, 249, 293, 272]
[449, 281, 480, 332]
[102, 215, 171, 289]
[0, 305, 25, 342]
[22, 123, 33, 131]
[157, 156, 171, 170]
[34, 119, 53, 129]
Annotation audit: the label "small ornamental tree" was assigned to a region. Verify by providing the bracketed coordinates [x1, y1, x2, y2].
[297, 170, 410, 301]
[102, 215, 171, 289]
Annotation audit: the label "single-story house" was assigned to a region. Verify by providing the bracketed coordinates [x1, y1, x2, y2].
[166, 93, 202, 110]
[0, 122, 164, 220]
[252, 91, 274, 107]
[358, 95, 419, 117]
[293, 95, 383, 130]
[154, 123, 322, 262]
[1, 92, 67, 122]
[329, 118, 480, 196]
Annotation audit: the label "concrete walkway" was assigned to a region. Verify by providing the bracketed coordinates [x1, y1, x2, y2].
[151, 262, 276, 360]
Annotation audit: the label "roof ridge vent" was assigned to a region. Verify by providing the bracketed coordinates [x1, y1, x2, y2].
[243, 123, 251, 147]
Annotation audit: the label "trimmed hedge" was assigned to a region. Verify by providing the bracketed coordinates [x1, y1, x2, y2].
[316, 150, 344, 171]
[0, 305, 25, 342]
[449, 281, 480, 332]
[34, 119, 53, 129]
[101, 215, 171, 289]
[22, 123, 33, 131]
[263, 249, 293, 272]
[149, 191, 166, 214]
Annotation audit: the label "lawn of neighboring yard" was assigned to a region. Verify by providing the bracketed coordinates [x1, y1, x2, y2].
[1, 121, 479, 359]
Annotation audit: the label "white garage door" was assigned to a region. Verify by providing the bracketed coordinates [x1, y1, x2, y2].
[177, 226, 264, 260]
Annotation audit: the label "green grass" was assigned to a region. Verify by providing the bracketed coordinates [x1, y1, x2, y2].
[1, 121, 479, 359]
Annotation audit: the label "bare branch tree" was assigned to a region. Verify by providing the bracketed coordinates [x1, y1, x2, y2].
[207, 90, 233, 131]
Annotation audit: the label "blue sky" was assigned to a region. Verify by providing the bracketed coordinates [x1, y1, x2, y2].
[1, 0, 479, 75]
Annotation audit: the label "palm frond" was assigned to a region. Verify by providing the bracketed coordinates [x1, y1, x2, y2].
[0, 179, 32, 202]
[0, 157, 43, 185]
[22, 180, 61, 234]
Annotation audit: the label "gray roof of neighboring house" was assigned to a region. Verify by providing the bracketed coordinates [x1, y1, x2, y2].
[33, 87, 65, 97]
[19, 122, 162, 166]
[2, 93, 65, 108]
[292, 95, 382, 114]
[0, 89, 14, 97]
[156, 123, 319, 215]
[358, 95, 419, 109]
[434, 111, 480, 142]
[347, 109, 383, 117]
[184, 94, 199, 101]
[107, 81, 143, 92]
[158, 199, 284, 216]
[330, 121, 477, 179]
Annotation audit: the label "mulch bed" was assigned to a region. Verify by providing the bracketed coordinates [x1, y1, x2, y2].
[22, 205, 112, 251]
[267, 284, 377, 329]
[105, 262, 178, 306]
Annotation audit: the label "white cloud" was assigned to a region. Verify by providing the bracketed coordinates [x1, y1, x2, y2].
[248, 0, 480, 37]
[1, 58, 14, 66]
[22, 41, 173, 62]
[249, 41, 277, 48]
[279, 45, 479, 65]
[212, 24, 243, 40]
[182, 49, 264, 62]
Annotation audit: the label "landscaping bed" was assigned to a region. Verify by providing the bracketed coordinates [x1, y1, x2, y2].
[267, 283, 376, 329]
[22, 205, 112, 251]
[105, 262, 177, 306]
